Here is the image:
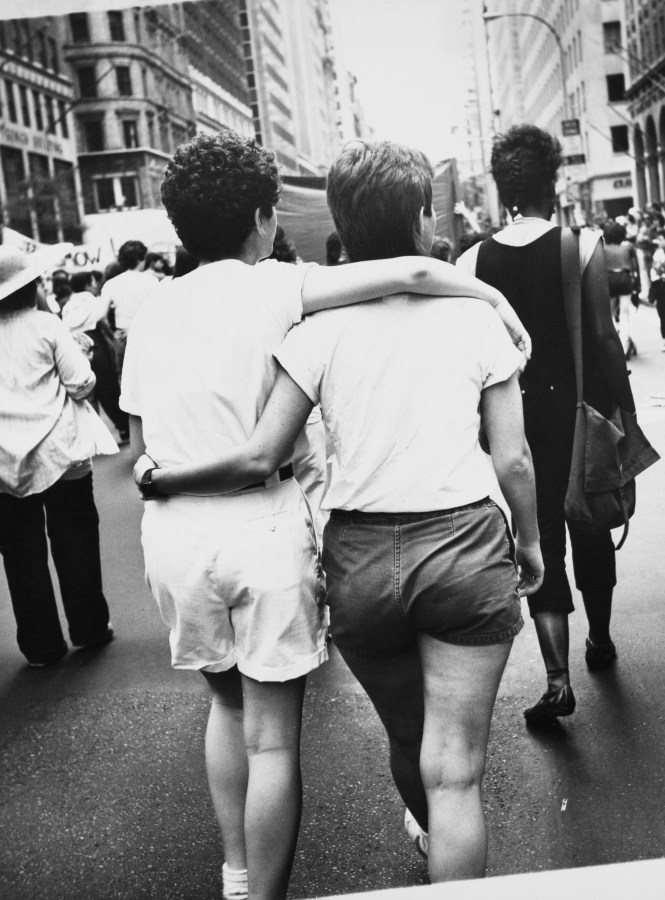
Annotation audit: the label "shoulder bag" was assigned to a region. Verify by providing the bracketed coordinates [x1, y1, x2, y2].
[560, 228, 659, 550]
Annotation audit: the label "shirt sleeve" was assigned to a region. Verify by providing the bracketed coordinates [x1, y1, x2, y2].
[478, 306, 523, 389]
[50, 316, 96, 399]
[273, 317, 324, 405]
[257, 259, 318, 330]
[118, 309, 143, 415]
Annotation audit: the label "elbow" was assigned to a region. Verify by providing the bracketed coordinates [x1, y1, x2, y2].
[69, 375, 96, 400]
[494, 446, 533, 481]
[247, 446, 282, 482]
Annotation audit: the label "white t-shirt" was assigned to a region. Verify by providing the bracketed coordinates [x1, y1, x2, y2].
[62, 291, 108, 334]
[275, 294, 522, 513]
[100, 269, 157, 331]
[120, 258, 313, 467]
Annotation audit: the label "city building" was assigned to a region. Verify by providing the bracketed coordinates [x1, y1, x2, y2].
[185, 0, 254, 138]
[0, 16, 82, 244]
[452, 0, 500, 225]
[484, 0, 634, 221]
[622, 0, 665, 206]
[240, 0, 351, 175]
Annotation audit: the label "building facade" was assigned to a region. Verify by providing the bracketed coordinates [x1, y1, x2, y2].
[484, 0, 634, 221]
[0, 16, 82, 243]
[240, 0, 350, 175]
[622, 0, 665, 206]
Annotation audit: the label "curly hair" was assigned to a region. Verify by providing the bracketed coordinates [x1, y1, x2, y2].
[327, 140, 433, 262]
[490, 125, 562, 215]
[161, 131, 281, 261]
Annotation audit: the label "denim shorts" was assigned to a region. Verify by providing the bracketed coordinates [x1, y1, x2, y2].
[322, 498, 522, 660]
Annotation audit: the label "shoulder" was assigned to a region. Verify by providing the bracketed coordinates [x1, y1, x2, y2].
[456, 243, 480, 275]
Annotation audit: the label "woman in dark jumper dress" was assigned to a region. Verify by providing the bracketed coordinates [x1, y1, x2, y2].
[457, 124, 635, 726]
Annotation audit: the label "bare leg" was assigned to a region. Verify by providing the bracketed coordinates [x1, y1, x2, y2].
[335, 644, 427, 831]
[241, 674, 307, 900]
[418, 636, 512, 882]
[202, 668, 248, 871]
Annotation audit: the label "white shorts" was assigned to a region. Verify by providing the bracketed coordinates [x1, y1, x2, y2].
[141, 478, 328, 681]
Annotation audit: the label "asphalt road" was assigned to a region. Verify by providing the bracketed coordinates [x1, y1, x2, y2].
[1, 304, 664, 900]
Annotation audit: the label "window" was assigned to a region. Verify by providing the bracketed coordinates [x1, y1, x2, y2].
[82, 119, 104, 152]
[32, 90, 43, 130]
[95, 176, 139, 211]
[38, 31, 48, 67]
[69, 13, 90, 43]
[95, 178, 116, 210]
[116, 66, 132, 96]
[146, 113, 155, 147]
[48, 37, 58, 72]
[610, 125, 629, 153]
[58, 101, 69, 139]
[606, 73, 625, 102]
[77, 66, 97, 98]
[108, 11, 126, 42]
[0, 23, 6, 50]
[122, 119, 139, 148]
[603, 21, 621, 52]
[119, 176, 138, 208]
[5, 80, 17, 123]
[19, 85, 30, 127]
[21, 23, 32, 61]
[45, 96, 55, 133]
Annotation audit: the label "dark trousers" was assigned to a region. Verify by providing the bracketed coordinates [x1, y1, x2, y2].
[652, 281, 665, 338]
[88, 329, 129, 436]
[0, 473, 110, 664]
[526, 434, 616, 618]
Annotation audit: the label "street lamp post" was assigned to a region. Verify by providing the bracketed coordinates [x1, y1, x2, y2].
[482, 11, 569, 121]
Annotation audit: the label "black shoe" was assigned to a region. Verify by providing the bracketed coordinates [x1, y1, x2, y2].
[73, 626, 115, 650]
[27, 645, 67, 668]
[585, 638, 617, 671]
[524, 684, 576, 726]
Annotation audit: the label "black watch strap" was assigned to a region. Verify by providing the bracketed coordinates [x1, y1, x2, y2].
[138, 467, 161, 500]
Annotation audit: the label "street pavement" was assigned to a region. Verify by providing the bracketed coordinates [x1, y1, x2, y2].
[1, 304, 664, 900]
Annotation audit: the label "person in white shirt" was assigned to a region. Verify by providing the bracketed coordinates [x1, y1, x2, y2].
[100, 240, 156, 371]
[0, 247, 114, 668]
[122, 131, 531, 900]
[135, 139, 543, 886]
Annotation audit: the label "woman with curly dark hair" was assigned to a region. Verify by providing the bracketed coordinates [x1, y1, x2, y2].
[458, 124, 635, 727]
[121, 130, 529, 900]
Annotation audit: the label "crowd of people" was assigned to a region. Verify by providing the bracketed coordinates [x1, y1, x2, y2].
[0, 121, 659, 899]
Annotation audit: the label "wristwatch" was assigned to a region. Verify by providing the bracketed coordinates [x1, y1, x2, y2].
[134, 453, 162, 500]
[138, 465, 161, 500]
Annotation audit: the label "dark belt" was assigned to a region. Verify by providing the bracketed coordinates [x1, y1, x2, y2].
[240, 463, 294, 492]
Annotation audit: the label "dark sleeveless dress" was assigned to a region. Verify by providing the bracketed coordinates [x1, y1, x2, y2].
[476, 227, 616, 616]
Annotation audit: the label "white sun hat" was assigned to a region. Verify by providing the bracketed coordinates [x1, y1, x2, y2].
[0, 243, 72, 304]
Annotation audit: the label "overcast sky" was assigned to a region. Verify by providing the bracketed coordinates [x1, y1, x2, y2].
[331, 0, 468, 163]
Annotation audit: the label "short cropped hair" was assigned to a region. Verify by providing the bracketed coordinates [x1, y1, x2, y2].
[161, 131, 281, 261]
[603, 220, 627, 245]
[326, 141, 433, 262]
[70, 270, 94, 293]
[490, 125, 562, 214]
[117, 240, 147, 271]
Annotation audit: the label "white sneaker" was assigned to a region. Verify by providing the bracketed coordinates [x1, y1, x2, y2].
[404, 808, 428, 858]
[222, 863, 248, 900]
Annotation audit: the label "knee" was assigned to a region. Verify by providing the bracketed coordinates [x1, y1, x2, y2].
[420, 743, 484, 796]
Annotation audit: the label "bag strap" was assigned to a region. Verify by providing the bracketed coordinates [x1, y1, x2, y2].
[560, 226, 583, 402]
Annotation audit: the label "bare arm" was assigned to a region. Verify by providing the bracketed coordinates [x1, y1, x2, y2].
[302, 258, 531, 357]
[582, 241, 635, 413]
[138, 368, 315, 496]
[481, 373, 544, 596]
